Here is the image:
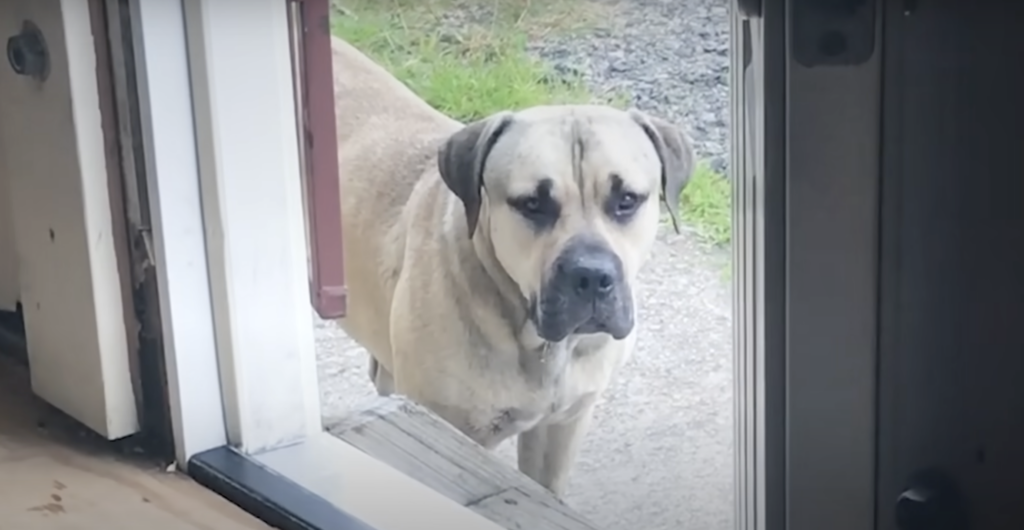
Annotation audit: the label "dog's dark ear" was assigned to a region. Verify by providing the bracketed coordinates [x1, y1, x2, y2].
[629, 109, 695, 234]
[437, 111, 515, 238]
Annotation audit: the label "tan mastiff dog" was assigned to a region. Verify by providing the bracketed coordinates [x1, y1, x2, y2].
[332, 37, 694, 497]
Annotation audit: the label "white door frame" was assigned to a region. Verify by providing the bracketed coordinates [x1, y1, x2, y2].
[732, 1, 882, 529]
[179, 0, 323, 454]
[129, 0, 323, 463]
[133, 1, 514, 528]
[127, 0, 230, 464]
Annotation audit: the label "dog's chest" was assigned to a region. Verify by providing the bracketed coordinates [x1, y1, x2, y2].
[470, 338, 617, 448]
[474, 379, 592, 449]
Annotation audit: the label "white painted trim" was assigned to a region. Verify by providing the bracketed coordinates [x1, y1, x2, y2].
[129, 0, 228, 466]
[0, 0, 137, 439]
[62, 0, 139, 436]
[257, 434, 507, 530]
[181, 0, 322, 453]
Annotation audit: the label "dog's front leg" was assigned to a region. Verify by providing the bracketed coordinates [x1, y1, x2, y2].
[368, 357, 396, 396]
[516, 401, 597, 497]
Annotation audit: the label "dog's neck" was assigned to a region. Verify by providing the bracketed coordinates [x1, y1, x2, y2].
[469, 217, 531, 327]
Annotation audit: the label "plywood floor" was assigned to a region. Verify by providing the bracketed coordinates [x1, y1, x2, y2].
[0, 354, 270, 530]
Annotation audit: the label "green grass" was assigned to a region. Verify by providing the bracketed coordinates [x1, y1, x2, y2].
[332, 0, 732, 246]
[681, 162, 732, 246]
[331, 0, 605, 121]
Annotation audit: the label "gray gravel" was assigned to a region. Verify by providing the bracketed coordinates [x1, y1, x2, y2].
[533, 0, 732, 173]
[318, 2, 734, 529]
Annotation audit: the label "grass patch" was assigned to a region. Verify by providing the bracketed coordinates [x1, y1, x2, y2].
[331, 0, 611, 121]
[681, 162, 732, 246]
[332, 0, 732, 246]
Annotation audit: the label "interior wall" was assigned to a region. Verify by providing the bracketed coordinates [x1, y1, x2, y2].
[0, 149, 19, 313]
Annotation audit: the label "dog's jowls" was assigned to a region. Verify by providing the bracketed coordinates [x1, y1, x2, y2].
[331, 36, 694, 497]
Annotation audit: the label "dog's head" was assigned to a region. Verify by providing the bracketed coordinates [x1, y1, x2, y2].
[438, 105, 694, 343]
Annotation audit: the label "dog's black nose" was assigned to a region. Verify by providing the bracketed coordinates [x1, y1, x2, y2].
[561, 257, 617, 300]
[537, 236, 632, 341]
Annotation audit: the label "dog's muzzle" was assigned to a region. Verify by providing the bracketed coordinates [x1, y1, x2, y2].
[533, 236, 634, 342]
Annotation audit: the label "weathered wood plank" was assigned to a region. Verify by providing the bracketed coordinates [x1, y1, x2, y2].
[470, 487, 608, 530]
[326, 396, 605, 530]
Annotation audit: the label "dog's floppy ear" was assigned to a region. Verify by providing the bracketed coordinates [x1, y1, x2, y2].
[629, 109, 695, 234]
[438, 111, 515, 238]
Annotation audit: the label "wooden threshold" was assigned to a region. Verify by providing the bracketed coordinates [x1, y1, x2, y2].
[326, 396, 607, 530]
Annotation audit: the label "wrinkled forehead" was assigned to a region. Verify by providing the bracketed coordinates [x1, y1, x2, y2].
[482, 107, 662, 198]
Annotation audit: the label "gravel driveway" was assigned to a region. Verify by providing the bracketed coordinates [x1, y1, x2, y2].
[317, 1, 734, 528]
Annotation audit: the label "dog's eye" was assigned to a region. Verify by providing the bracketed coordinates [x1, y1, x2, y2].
[605, 190, 649, 223]
[510, 195, 550, 216]
[508, 194, 560, 229]
[616, 192, 639, 214]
